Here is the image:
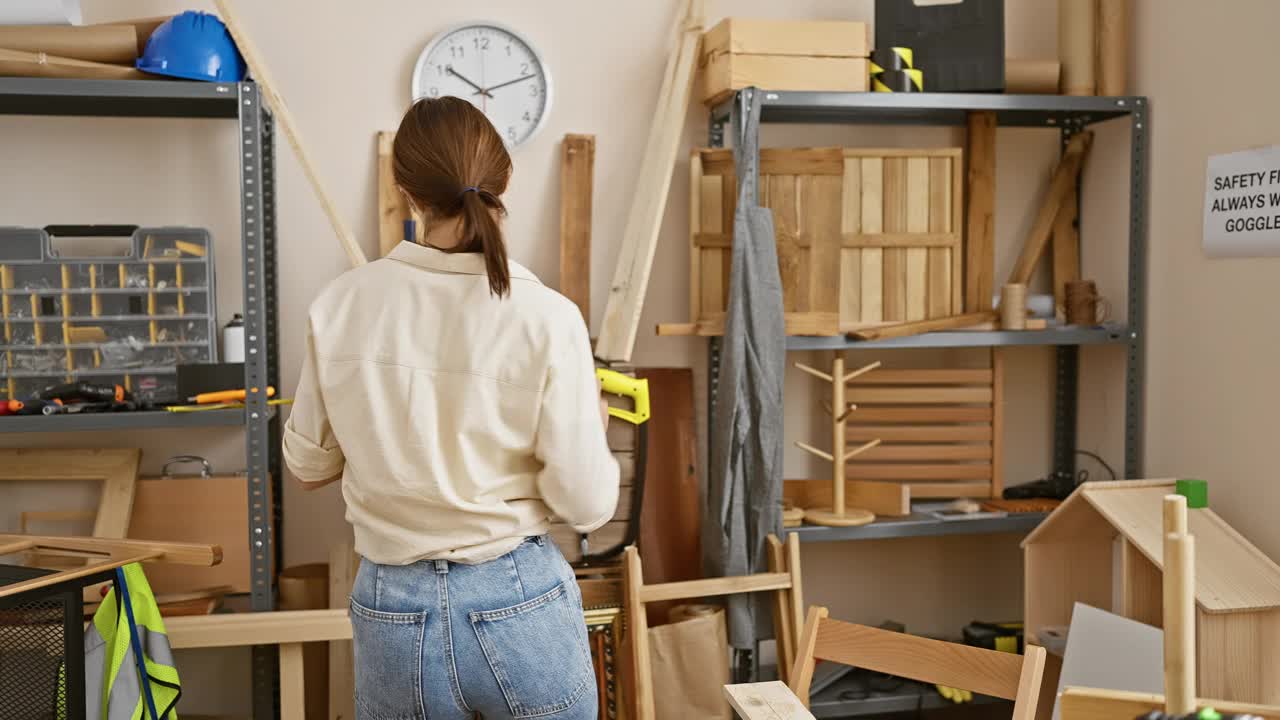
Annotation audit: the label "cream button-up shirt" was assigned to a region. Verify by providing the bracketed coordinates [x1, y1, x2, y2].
[283, 242, 619, 565]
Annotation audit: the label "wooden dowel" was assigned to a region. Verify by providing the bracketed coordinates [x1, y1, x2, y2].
[1163, 494, 1188, 537]
[795, 441, 834, 462]
[831, 356, 846, 514]
[842, 360, 882, 383]
[1163, 532, 1196, 714]
[843, 438, 881, 462]
[794, 362, 834, 382]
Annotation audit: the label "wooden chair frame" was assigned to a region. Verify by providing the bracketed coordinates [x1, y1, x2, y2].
[625, 533, 804, 720]
[726, 605, 1046, 720]
[0, 448, 141, 539]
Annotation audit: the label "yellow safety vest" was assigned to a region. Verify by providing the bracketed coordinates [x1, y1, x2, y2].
[84, 563, 182, 720]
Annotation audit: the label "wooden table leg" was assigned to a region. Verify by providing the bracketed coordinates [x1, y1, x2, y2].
[280, 642, 306, 720]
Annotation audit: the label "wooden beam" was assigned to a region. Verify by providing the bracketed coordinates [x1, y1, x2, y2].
[0, 448, 140, 540]
[965, 112, 996, 312]
[849, 311, 996, 341]
[212, 0, 368, 267]
[638, 572, 792, 604]
[595, 0, 704, 361]
[1059, 687, 1280, 720]
[1051, 185, 1080, 316]
[624, 546, 654, 720]
[560, 134, 596, 323]
[166, 609, 353, 649]
[1007, 132, 1093, 286]
[328, 542, 357, 720]
[723, 681, 815, 720]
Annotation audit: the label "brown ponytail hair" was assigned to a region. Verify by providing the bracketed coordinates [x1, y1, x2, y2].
[392, 97, 513, 297]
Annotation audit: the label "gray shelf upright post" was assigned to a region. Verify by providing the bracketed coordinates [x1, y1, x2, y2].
[237, 82, 279, 720]
[1053, 123, 1083, 480]
[1125, 98, 1149, 478]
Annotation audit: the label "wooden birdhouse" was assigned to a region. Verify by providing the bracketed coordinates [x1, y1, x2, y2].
[1023, 480, 1280, 706]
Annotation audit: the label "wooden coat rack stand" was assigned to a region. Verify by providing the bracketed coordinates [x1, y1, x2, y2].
[794, 357, 881, 526]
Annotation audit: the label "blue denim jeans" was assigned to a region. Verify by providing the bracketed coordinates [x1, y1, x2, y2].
[349, 536, 596, 719]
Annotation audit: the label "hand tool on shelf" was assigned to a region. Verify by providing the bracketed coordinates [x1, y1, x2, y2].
[578, 368, 650, 565]
[188, 386, 276, 404]
[166, 398, 292, 413]
[35, 381, 130, 404]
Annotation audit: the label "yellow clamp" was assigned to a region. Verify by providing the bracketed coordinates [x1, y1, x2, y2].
[596, 368, 650, 425]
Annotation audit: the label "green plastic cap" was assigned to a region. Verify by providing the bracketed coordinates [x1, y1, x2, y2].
[1199, 708, 1222, 720]
[1176, 478, 1209, 509]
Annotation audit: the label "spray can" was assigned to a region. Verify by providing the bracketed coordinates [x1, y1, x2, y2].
[222, 313, 245, 363]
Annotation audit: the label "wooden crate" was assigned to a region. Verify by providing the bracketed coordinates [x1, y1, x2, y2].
[687, 147, 963, 336]
[844, 354, 1004, 499]
[700, 18, 870, 105]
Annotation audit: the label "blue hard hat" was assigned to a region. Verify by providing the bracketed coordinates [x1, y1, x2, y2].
[136, 11, 246, 83]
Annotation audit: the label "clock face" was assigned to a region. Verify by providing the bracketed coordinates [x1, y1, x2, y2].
[411, 23, 552, 148]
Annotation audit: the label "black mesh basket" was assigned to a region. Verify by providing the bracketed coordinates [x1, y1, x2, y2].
[0, 564, 113, 720]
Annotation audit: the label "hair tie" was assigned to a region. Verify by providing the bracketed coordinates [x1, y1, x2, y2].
[459, 186, 480, 198]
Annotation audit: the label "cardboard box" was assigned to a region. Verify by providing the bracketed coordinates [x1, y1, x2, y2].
[700, 18, 870, 105]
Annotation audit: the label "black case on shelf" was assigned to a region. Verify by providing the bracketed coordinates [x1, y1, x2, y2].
[874, 0, 1005, 92]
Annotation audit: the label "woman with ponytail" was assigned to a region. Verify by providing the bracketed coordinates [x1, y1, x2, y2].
[284, 97, 618, 719]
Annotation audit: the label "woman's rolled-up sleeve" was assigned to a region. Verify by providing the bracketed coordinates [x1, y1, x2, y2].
[283, 326, 345, 483]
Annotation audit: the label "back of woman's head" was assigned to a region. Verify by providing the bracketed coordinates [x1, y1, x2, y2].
[392, 97, 513, 297]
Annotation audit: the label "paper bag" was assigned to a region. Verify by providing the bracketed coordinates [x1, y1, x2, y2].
[650, 607, 732, 720]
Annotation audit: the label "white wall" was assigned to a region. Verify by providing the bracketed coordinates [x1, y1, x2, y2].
[5, 0, 1277, 713]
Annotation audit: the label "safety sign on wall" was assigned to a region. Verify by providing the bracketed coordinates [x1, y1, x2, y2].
[1203, 145, 1280, 258]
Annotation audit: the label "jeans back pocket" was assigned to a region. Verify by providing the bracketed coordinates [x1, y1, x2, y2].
[350, 598, 428, 720]
[469, 581, 592, 718]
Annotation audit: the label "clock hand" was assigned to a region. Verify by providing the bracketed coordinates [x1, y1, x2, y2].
[446, 66, 494, 98]
[471, 73, 536, 94]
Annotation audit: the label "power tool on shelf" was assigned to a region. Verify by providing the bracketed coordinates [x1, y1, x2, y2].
[579, 368, 651, 565]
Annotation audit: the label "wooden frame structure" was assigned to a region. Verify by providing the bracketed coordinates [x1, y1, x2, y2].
[725, 604, 1047, 720]
[1058, 494, 1280, 720]
[0, 448, 140, 541]
[624, 533, 803, 720]
[1023, 480, 1280, 705]
[0, 534, 220, 599]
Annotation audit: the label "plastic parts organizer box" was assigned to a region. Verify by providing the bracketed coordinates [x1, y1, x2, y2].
[0, 225, 218, 404]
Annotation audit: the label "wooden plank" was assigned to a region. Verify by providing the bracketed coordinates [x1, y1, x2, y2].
[213, 0, 367, 267]
[849, 368, 993, 385]
[951, 144, 964, 312]
[812, 619, 1026, 700]
[882, 158, 908, 322]
[848, 425, 993, 443]
[1012, 646, 1047, 720]
[723, 681, 815, 720]
[840, 157, 862, 326]
[690, 152, 704, 322]
[843, 232, 957, 248]
[860, 158, 883, 323]
[1121, 538, 1163, 627]
[965, 112, 997, 312]
[328, 542, 356, 720]
[1059, 687, 1280, 720]
[847, 386, 993, 404]
[790, 607, 828, 704]
[848, 406, 993, 423]
[624, 546, 655, 720]
[802, 174, 843, 333]
[784, 479, 910, 517]
[0, 449, 141, 540]
[1023, 539, 1114, 649]
[850, 444, 992, 461]
[595, 0, 704, 362]
[991, 349, 1005, 498]
[636, 368, 701, 625]
[559, 134, 595, 322]
[700, 174, 726, 316]
[699, 147, 845, 176]
[928, 156, 953, 319]
[905, 157, 930, 322]
[1008, 132, 1093, 286]
[849, 311, 996, 341]
[771, 175, 802, 313]
[279, 642, 306, 720]
[639, 573, 792, 604]
[845, 464, 993, 481]
[787, 533, 805, 646]
[1198, 610, 1280, 704]
[893, 482, 992, 499]
[767, 536, 796, 683]
[1052, 185, 1080, 314]
[167, 609, 353, 649]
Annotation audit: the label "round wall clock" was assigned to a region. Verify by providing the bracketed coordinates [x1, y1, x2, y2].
[410, 22, 552, 148]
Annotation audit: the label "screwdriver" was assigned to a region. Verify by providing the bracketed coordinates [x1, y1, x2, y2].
[188, 386, 276, 404]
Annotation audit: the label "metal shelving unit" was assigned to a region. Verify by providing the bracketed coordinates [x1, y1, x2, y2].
[706, 87, 1149, 482]
[0, 76, 281, 719]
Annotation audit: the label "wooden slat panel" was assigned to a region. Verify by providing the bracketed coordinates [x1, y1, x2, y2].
[860, 158, 883, 323]
[812, 619, 1026, 700]
[903, 481, 994, 498]
[854, 444, 993, 461]
[689, 151, 703, 323]
[840, 157, 862, 324]
[845, 464, 993, 481]
[991, 349, 1005, 499]
[699, 174, 724, 316]
[905, 157, 929, 322]
[844, 148, 963, 159]
[801, 173, 842, 331]
[849, 369, 993, 385]
[550, 521, 628, 563]
[848, 386, 994, 404]
[769, 175, 802, 313]
[723, 171, 736, 308]
[843, 233, 958, 248]
[928, 156, 953, 319]
[701, 147, 844, 176]
[882, 157, 907, 322]
[951, 150, 964, 312]
[849, 406, 994, 423]
[1059, 687, 1280, 720]
[848, 425, 993, 443]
